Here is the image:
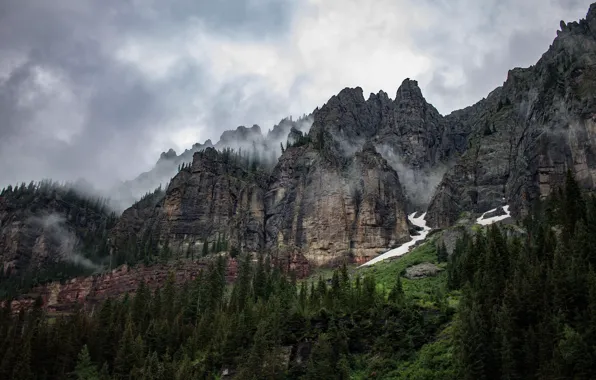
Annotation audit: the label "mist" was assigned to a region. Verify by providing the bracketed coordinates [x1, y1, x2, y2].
[375, 144, 449, 210]
[28, 214, 104, 272]
[107, 115, 314, 212]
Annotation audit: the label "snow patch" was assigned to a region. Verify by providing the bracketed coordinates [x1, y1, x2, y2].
[360, 212, 431, 267]
[476, 205, 511, 226]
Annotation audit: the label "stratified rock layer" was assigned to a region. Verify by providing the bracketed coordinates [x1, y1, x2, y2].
[6, 259, 238, 314]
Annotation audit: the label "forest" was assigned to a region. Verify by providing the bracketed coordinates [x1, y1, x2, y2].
[0, 180, 118, 299]
[1, 171, 596, 379]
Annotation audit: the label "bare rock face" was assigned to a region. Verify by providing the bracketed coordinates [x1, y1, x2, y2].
[266, 111, 411, 266]
[111, 147, 268, 258]
[113, 83, 446, 267]
[427, 6, 596, 227]
[110, 116, 313, 210]
[404, 262, 442, 279]
[109, 187, 165, 258]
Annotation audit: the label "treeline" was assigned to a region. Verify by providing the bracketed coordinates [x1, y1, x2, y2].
[1, 179, 112, 216]
[282, 134, 312, 152]
[0, 254, 451, 379]
[133, 186, 166, 209]
[0, 180, 118, 296]
[113, 230, 233, 269]
[448, 171, 596, 379]
[0, 262, 99, 300]
[181, 147, 274, 174]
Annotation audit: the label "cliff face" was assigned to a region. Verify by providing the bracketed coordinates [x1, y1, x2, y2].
[265, 141, 410, 266]
[0, 182, 116, 275]
[109, 117, 313, 211]
[110, 148, 269, 258]
[114, 80, 458, 266]
[427, 6, 596, 227]
[303, 81, 469, 211]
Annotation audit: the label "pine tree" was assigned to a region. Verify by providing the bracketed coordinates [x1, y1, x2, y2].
[114, 321, 137, 379]
[303, 334, 336, 379]
[437, 242, 449, 263]
[388, 275, 405, 305]
[73, 345, 100, 380]
[202, 240, 209, 257]
[11, 339, 33, 380]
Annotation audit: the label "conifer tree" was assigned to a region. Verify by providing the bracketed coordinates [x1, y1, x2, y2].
[388, 275, 405, 305]
[437, 241, 448, 263]
[73, 345, 100, 380]
[11, 339, 33, 380]
[202, 239, 209, 257]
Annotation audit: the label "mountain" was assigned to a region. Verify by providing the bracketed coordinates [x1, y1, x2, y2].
[6, 4, 596, 277]
[105, 76, 475, 266]
[427, 8, 596, 227]
[108, 116, 312, 211]
[0, 180, 117, 292]
[6, 5, 596, 380]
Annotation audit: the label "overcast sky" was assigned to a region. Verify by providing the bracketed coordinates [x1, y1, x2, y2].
[0, 0, 591, 190]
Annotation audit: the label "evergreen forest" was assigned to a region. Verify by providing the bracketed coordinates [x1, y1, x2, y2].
[1, 173, 596, 379]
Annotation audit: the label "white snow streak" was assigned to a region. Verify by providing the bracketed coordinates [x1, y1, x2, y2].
[359, 204, 512, 267]
[476, 205, 511, 226]
[360, 212, 431, 267]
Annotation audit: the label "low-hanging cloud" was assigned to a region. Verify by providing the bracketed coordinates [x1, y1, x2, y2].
[107, 114, 314, 211]
[376, 144, 450, 210]
[27, 213, 103, 271]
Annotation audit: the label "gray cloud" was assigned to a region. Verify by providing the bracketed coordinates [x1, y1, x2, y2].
[415, 0, 593, 113]
[0, 0, 297, 191]
[0, 0, 594, 202]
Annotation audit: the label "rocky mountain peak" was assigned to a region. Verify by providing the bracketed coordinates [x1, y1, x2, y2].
[219, 124, 264, 145]
[426, 2, 596, 227]
[192, 139, 213, 150]
[395, 78, 423, 101]
[324, 87, 367, 114]
[587, 3, 596, 28]
[394, 78, 439, 117]
[158, 148, 177, 163]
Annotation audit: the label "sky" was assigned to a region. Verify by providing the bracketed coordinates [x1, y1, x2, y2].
[0, 0, 592, 191]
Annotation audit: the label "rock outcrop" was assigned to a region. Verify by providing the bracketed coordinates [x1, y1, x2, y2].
[109, 116, 314, 211]
[6, 259, 239, 314]
[265, 140, 410, 266]
[114, 81, 461, 266]
[404, 262, 442, 279]
[110, 147, 268, 258]
[427, 5, 596, 227]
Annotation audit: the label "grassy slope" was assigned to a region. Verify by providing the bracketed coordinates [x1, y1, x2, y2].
[351, 237, 459, 379]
